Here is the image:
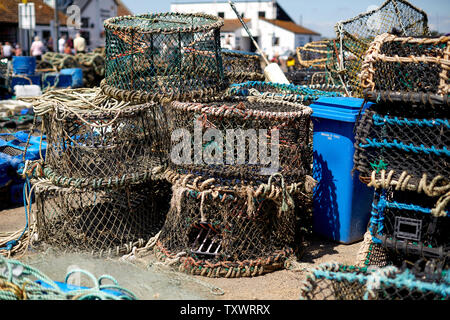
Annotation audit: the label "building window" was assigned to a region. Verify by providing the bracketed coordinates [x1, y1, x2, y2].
[218, 12, 224, 18]
[81, 17, 90, 28]
[273, 37, 280, 45]
[258, 11, 265, 18]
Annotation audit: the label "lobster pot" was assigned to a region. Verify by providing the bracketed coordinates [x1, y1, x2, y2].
[227, 81, 344, 104]
[353, 106, 449, 195]
[296, 41, 331, 70]
[167, 97, 313, 189]
[34, 178, 171, 255]
[221, 49, 264, 84]
[299, 263, 450, 300]
[368, 190, 449, 265]
[40, 52, 80, 70]
[155, 174, 296, 277]
[40, 89, 169, 181]
[101, 12, 225, 103]
[334, 0, 429, 96]
[360, 34, 449, 97]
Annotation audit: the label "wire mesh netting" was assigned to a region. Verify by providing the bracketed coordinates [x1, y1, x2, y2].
[221, 49, 264, 84]
[154, 172, 296, 277]
[166, 97, 313, 189]
[368, 190, 449, 263]
[33, 177, 171, 257]
[353, 105, 449, 197]
[360, 34, 450, 97]
[33, 88, 169, 184]
[299, 262, 450, 300]
[102, 12, 226, 103]
[334, 0, 429, 96]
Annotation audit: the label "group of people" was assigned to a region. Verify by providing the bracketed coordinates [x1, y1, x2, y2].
[0, 33, 86, 61]
[57, 33, 87, 56]
[0, 42, 23, 60]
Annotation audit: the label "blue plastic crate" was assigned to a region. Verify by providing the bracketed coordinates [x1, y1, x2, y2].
[12, 56, 36, 75]
[60, 68, 83, 88]
[310, 97, 374, 243]
[42, 72, 73, 89]
[11, 74, 41, 88]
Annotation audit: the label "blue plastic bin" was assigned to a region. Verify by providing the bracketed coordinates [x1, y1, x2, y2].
[60, 68, 83, 88]
[12, 56, 36, 75]
[310, 97, 374, 244]
[11, 74, 41, 88]
[42, 72, 73, 88]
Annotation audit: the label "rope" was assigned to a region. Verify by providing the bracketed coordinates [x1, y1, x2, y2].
[0, 255, 137, 300]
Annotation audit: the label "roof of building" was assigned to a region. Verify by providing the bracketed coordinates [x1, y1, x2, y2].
[260, 18, 320, 35]
[221, 18, 250, 32]
[116, 0, 133, 16]
[0, 0, 67, 25]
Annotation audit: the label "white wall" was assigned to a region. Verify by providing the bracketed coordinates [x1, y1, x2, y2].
[170, 1, 276, 21]
[82, 0, 117, 49]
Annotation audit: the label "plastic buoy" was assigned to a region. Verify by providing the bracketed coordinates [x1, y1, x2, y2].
[264, 63, 290, 84]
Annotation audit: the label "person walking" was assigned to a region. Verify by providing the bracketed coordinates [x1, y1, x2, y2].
[2, 42, 13, 60]
[74, 33, 86, 54]
[30, 36, 45, 60]
[58, 35, 66, 53]
[15, 44, 23, 56]
[47, 36, 54, 52]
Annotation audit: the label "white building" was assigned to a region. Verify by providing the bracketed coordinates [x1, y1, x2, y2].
[170, 0, 321, 58]
[44, 0, 132, 50]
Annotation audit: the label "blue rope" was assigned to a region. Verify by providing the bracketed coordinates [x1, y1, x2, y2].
[372, 114, 450, 128]
[311, 266, 450, 299]
[359, 138, 450, 157]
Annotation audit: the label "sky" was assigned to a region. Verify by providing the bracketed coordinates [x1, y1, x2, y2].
[121, 0, 450, 38]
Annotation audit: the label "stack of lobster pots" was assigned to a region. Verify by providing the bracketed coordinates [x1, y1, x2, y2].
[353, 33, 449, 272]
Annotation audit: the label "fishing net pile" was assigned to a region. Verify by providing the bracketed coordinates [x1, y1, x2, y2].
[0, 255, 137, 300]
[151, 95, 317, 277]
[38, 52, 105, 88]
[299, 262, 449, 300]
[24, 88, 171, 257]
[353, 33, 449, 271]
[101, 12, 226, 104]
[333, 0, 429, 97]
[221, 49, 264, 83]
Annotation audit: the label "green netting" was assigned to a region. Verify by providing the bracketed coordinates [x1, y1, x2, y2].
[334, 0, 429, 97]
[102, 12, 226, 103]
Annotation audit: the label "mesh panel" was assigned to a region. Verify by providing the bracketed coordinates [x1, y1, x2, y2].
[221, 49, 264, 83]
[299, 263, 449, 300]
[102, 13, 226, 103]
[34, 177, 171, 256]
[334, 0, 429, 96]
[166, 97, 313, 188]
[154, 176, 295, 277]
[353, 106, 449, 196]
[360, 34, 449, 96]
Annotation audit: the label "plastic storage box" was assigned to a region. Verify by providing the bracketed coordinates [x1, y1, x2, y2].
[310, 97, 374, 244]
